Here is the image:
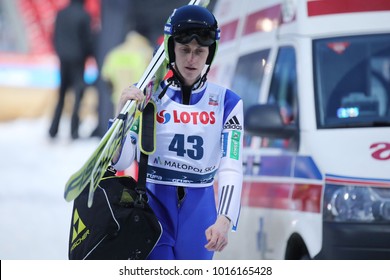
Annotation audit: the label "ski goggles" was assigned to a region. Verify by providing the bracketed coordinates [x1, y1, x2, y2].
[173, 29, 219, 46]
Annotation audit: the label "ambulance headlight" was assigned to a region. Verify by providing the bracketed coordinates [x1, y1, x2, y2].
[324, 184, 390, 222]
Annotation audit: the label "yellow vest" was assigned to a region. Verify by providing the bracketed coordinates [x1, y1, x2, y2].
[102, 32, 153, 103]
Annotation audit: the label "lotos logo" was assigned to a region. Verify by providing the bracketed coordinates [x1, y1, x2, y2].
[370, 142, 390, 160]
[157, 110, 171, 124]
[157, 110, 215, 125]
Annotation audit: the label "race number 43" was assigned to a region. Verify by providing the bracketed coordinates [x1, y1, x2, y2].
[169, 134, 204, 160]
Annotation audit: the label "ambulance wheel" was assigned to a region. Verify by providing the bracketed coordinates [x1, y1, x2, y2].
[285, 233, 311, 260]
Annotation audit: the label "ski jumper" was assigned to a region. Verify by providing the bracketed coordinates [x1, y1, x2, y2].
[114, 80, 243, 259]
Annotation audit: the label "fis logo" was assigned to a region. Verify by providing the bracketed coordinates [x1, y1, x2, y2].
[209, 97, 219, 106]
[224, 116, 242, 130]
[157, 110, 215, 125]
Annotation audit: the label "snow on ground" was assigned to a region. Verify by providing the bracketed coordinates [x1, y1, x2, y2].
[0, 117, 100, 260]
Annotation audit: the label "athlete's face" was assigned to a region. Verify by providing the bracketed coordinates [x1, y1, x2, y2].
[174, 39, 209, 86]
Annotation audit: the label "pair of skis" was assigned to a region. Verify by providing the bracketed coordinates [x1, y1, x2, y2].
[64, 0, 209, 207]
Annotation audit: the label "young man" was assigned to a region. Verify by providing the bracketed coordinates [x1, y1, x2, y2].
[113, 5, 243, 260]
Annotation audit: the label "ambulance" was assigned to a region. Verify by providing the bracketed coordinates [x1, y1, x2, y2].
[209, 0, 390, 259]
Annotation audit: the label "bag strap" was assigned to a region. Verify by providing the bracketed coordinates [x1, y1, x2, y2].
[137, 102, 156, 194]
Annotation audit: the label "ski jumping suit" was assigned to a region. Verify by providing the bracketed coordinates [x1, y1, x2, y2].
[114, 80, 243, 260]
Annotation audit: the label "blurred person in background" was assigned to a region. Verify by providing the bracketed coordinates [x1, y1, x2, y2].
[101, 31, 153, 111]
[49, 0, 94, 140]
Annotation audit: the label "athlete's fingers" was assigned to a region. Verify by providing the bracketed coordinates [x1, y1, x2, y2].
[117, 87, 144, 114]
[205, 237, 217, 250]
[205, 216, 230, 251]
[205, 226, 212, 241]
[205, 228, 218, 250]
[122, 87, 144, 101]
[206, 238, 227, 251]
[215, 235, 228, 251]
[216, 242, 227, 252]
[205, 230, 227, 251]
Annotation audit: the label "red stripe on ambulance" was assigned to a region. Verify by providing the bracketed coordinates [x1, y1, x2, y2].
[219, 19, 239, 43]
[242, 181, 322, 213]
[325, 177, 390, 188]
[307, 0, 390, 17]
[243, 5, 282, 35]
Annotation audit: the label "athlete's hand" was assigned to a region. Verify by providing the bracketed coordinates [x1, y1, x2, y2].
[205, 215, 231, 252]
[117, 85, 144, 115]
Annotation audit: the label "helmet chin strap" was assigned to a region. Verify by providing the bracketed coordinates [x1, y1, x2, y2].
[170, 63, 210, 89]
[158, 63, 210, 103]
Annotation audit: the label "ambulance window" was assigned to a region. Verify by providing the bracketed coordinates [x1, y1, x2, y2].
[314, 34, 390, 128]
[263, 46, 298, 149]
[231, 49, 270, 113]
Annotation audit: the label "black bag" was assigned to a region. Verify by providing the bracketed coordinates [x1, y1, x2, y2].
[68, 102, 160, 260]
[68, 166, 162, 260]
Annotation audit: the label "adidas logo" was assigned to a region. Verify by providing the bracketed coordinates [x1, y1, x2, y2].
[224, 116, 242, 130]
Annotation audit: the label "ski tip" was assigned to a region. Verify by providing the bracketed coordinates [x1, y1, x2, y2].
[87, 196, 93, 208]
[64, 191, 74, 202]
[87, 185, 95, 208]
